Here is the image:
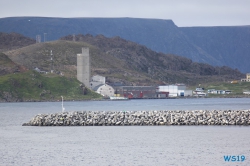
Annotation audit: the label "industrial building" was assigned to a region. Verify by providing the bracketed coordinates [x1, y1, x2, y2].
[93, 84, 115, 97]
[90, 75, 114, 97]
[114, 86, 159, 99]
[77, 47, 90, 88]
[92, 81, 192, 99]
[157, 84, 192, 97]
[207, 89, 231, 94]
[90, 76, 168, 98]
[110, 84, 193, 99]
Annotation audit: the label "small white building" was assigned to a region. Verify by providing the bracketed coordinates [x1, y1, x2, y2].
[93, 84, 115, 97]
[92, 75, 106, 83]
[90, 75, 106, 90]
[158, 84, 192, 97]
[243, 91, 250, 95]
[241, 73, 250, 82]
[158, 85, 178, 97]
[207, 89, 232, 94]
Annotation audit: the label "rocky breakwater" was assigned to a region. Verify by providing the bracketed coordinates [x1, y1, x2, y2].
[22, 110, 250, 126]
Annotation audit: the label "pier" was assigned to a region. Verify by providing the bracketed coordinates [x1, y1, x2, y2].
[23, 110, 250, 126]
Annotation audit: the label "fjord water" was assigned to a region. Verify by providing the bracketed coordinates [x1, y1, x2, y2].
[1, 98, 250, 166]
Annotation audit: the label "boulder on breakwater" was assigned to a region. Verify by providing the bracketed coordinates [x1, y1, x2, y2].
[23, 110, 250, 126]
[22, 110, 250, 126]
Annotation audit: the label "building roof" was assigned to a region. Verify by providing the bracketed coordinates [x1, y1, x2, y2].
[92, 84, 114, 91]
[92, 84, 105, 91]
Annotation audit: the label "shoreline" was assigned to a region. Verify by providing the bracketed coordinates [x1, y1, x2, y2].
[1, 95, 250, 103]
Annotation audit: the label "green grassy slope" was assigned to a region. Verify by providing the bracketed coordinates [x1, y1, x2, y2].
[190, 82, 250, 97]
[0, 70, 102, 102]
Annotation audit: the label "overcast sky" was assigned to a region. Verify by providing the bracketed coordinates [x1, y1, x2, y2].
[0, 0, 250, 27]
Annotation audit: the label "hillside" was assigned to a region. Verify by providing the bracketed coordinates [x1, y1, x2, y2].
[0, 17, 249, 72]
[0, 53, 27, 75]
[3, 35, 244, 86]
[0, 32, 35, 52]
[203, 82, 250, 98]
[61, 34, 244, 84]
[0, 70, 102, 102]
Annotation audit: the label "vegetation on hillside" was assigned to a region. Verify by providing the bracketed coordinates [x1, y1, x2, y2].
[206, 82, 250, 96]
[187, 82, 250, 98]
[0, 71, 102, 102]
[0, 32, 35, 52]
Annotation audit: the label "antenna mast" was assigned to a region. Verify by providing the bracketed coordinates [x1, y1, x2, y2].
[36, 35, 41, 43]
[44, 33, 47, 42]
[51, 50, 54, 73]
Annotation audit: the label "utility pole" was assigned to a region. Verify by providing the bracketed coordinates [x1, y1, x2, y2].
[51, 50, 54, 73]
[36, 35, 41, 43]
[44, 33, 47, 42]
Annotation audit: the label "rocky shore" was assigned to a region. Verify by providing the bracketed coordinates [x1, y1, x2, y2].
[22, 110, 250, 126]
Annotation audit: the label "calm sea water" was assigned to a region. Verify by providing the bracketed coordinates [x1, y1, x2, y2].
[0, 98, 250, 166]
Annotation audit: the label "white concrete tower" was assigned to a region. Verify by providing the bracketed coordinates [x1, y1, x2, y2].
[77, 47, 90, 88]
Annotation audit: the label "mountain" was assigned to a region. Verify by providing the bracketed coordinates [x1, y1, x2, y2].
[3, 33, 244, 86]
[180, 26, 250, 73]
[1, 17, 249, 73]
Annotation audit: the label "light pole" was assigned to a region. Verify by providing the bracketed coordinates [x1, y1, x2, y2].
[50, 50, 53, 73]
[61, 96, 65, 112]
[44, 33, 47, 42]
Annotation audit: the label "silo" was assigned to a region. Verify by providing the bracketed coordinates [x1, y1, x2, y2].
[77, 47, 90, 88]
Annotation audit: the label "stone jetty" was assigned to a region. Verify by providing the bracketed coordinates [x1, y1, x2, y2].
[22, 110, 250, 126]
